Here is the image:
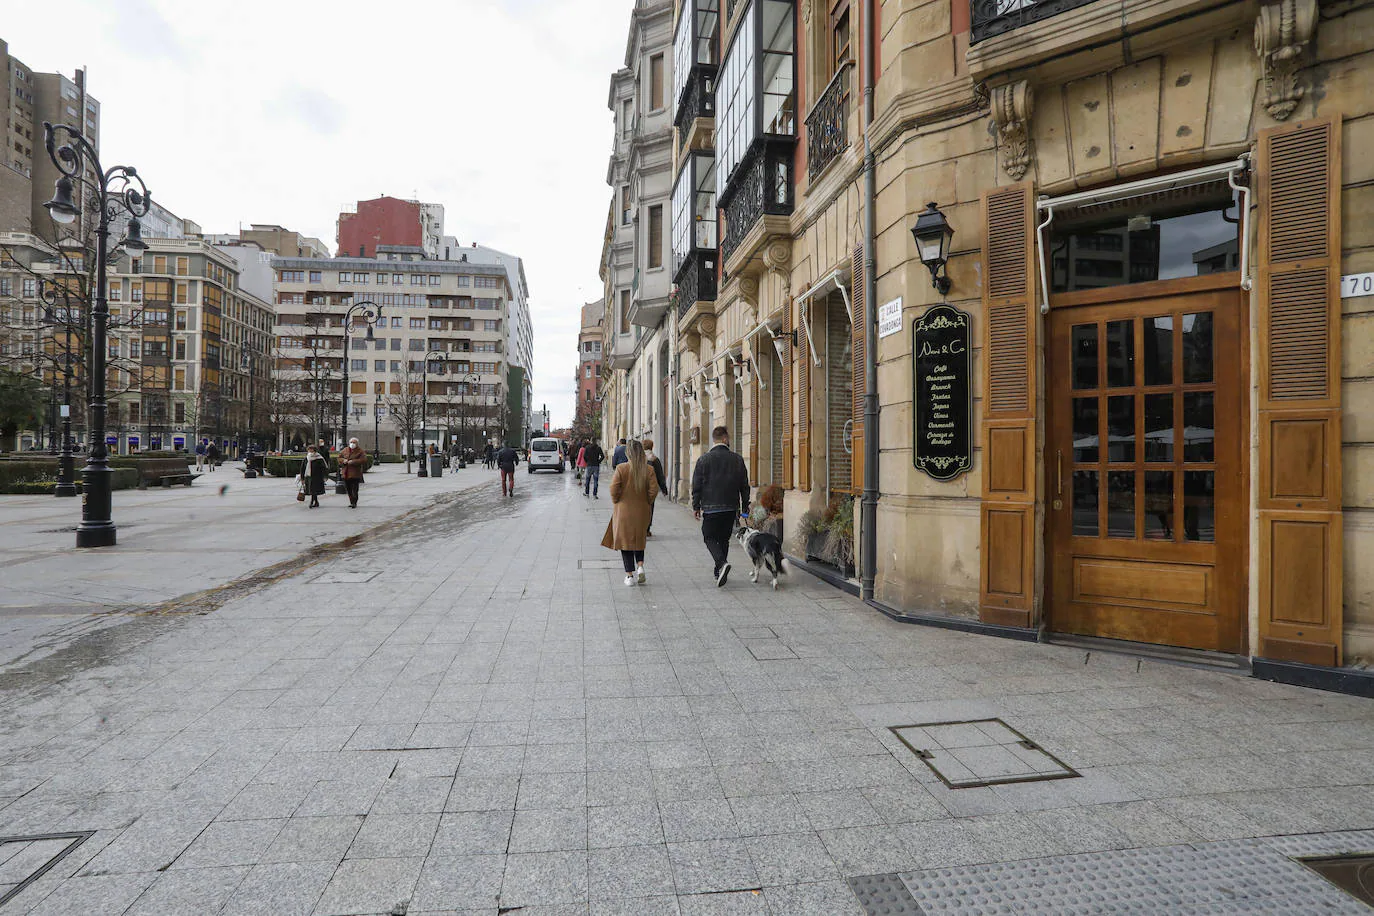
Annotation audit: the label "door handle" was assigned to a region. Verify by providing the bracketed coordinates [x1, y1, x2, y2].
[1056, 449, 1063, 497]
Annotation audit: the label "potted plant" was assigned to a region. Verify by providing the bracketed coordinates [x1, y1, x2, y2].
[824, 496, 856, 578]
[749, 484, 785, 538]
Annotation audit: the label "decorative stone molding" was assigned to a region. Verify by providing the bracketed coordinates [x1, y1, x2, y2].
[991, 81, 1034, 181]
[738, 275, 760, 308]
[1255, 0, 1318, 121]
[762, 240, 793, 300]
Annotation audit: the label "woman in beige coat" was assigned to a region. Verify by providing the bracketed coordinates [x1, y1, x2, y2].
[602, 438, 659, 586]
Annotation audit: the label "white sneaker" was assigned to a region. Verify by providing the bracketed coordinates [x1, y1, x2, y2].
[636, 566, 646, 585]
[624, 575, 636, 587]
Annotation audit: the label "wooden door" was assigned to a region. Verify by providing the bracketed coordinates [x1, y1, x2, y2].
[1047, 286, 1246, 654]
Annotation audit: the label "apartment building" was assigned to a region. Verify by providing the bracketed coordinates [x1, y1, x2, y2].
[337, 195, 444, 260]
[644, 0, 1374, 687]
[204, 224, 329, 259]
[271, 253, 512, 454]
[600, 0, 677, 484]
[576, 300, 604, 433]
[1, 39, 100, 242]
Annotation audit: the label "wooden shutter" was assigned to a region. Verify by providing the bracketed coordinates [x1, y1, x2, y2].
[797, 298, 812, 492]
[979, 182, 1037, 628]
[749, 370, 760, 484]
[781, 296, 794, 489]
[850, 242, 866, 494]
[1256, 115, 1343, 667]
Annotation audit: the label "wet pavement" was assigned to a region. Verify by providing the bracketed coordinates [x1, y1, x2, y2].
[0, 469, 1372, 914]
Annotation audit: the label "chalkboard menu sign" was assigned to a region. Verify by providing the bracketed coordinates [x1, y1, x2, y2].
[912, 304, 972, 480]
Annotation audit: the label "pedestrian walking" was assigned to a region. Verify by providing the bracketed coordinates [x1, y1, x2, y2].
[691, 425, 751, 587]
[643, 437, 667, 537]
[317, 438, 331, 461]
[602, 438, 659, 586]
[194, 439, 206, 471]
[338, 437, 367, 509]
[575, 440, 587, 482]
[483, 443, 494, 469]
[611, 437, 628, 469]
[581, 440, 605, 498]
[205, 441, 220, 471]
[497, 443, 519, 497]
[300, 445, 328, 508]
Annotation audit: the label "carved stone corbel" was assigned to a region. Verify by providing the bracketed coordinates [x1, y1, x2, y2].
[762, 241, 792, 306]
[1255, 0, 1318, 121]
[991, 81, 1034, 181]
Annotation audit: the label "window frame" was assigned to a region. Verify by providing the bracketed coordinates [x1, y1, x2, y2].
[716, 0, 796, 198]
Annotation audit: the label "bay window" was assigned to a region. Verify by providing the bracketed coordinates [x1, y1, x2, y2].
[674, 0, 721, 129]
[672, 152, 718, 274]
[717, 0, 796, 198]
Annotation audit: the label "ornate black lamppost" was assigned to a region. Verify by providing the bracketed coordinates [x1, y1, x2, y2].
[374, 402, 382, 456]
[240, 350, 259, 477]
[38, 286, 81, 497]
[337, 299, 381, 492]
[42, 121, 149, 546]
[416, 349, 448, 478]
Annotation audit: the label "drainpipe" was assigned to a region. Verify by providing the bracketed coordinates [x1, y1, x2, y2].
[860, 0, 879, 601]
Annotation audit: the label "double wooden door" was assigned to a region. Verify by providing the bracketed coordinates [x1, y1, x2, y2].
[1047, 286, 1246, 654]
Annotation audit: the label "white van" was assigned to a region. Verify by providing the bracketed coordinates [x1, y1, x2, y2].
[527, 437, 564, 473]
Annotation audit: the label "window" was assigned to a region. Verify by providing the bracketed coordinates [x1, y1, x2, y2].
[108, 282, 121, 301]
[279, 270, 304, 282]
[175, 283, 188, 304]
[390, 361, 401, 373]
[672, 153, 718, 272]
[429, 275, 441, 286]
[175, 339, 186, 360]
[586, 365, 593, 379]
[408, 339, 425, 351]
[375, 360, 386, 372]
[717, 0, 796, 195]
[309, 270, 322, 283]
[175, 311, 187, 330]
[409, 318, 425, 329]
[391, 317, 402, 328]
[352, 359, 366, 371]
[411, 274, 425, 285]
[153, 255, 167, 273]
[374, 337, 387, 350]
[22, 278, 36, 298]
[457, 276, 470, 287]
[474, 276, 501, 289]
[176, 257, 189, 276]
[619, 289, 631, 334]
[648, 204, 664, 269]
[483, 319, 501, 331]
[674, 0, 721, 117]
[649, 53, 665, 110]
[476, 298, 500, 310]
[392, 273, 403, 285]
[391, 338, 401, 351]
[174, 398, 185, 420]
[621, 186, 632, 225]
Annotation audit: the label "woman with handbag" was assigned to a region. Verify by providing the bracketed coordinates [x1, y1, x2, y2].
[338, 438, 367, 509]
[299, 445, 328, 508]
[601, 439, 659, 586]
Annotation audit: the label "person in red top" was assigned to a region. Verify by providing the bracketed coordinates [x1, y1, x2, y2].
[338, 437, 368, 508]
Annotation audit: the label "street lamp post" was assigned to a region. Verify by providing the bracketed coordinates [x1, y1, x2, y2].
[240, 350, 259, 478]
[417, 349, 448, 478]
[38, 291, 80, 497]
[41, 121, 149, 547]
[457, 372, 478, 468]
[338, 299, 382, 493]
[373, 402, 381, 457]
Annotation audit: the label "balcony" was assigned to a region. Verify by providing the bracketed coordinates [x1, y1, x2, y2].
[675, 65, 717, 149]
[719, 138, 795, 267]
[806, 64, 850, 182]
[972, 0, 1097, 43]
[675, 250, 718, 318]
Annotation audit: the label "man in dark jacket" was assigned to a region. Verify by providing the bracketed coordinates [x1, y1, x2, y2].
[611, 438, 628, 469]
[581, 440, 605, 498]
[691, 426, 751, 586]
[497, 444, 519, 497]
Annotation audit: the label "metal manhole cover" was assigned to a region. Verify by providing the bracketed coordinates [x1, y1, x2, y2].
[1299, 854, 1374, 906]
[0, 832, 95, 907]
[309, 571, 380, 584]
[577, 559, 621, 570]
[889, 718, 1079, 789]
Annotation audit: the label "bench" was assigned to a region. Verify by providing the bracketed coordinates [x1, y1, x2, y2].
[134, 457, 201, 489]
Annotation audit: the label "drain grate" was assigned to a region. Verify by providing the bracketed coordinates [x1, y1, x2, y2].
[1299, 853, 1374, 906]
[889, 718, 1079, 789]
[309, 570, 379, 584]
[0, 832, 95, 907]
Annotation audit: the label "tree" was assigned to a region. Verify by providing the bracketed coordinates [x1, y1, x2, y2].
[384, 361, 423, 474]
[0, 368, 45, 451]
[573, 396, 602, 441]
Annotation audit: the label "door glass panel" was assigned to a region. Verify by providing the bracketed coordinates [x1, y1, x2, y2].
[1182, 312, 1214, 383]
[1072, 324, 1098, 389]
[1143, 316, 1174, 386]
[1184, 471, 1215, 541]
[1143, 393, 1174, 462]
[1105, 320, 1134, 387]
[1073, 397, 1099, 462]
[1183, 392, 1214, 461]
[1143, 471, 1174, 540]
[1106, 395, 1135, 462]
[1073, 470, 1099, 537]
[1107, 471, 1135, 538]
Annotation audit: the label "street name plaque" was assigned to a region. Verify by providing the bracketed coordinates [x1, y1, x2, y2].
[912, 304, 972, 481]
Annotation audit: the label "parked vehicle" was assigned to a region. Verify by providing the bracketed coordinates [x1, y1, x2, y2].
[527, 437, 564, 473]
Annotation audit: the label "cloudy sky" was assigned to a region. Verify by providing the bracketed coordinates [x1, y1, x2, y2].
[5, 0, 632, 428]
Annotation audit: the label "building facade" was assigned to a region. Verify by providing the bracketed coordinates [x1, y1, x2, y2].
[639, 0, 1374, 681]
[271, 253, 512, 455]
[576, 300, 604, 437]
[337, 195, 444, 260]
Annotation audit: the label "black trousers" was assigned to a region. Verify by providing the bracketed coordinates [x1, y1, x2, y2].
[621, 550, 644, 573]
[344, 478, 360, 505]
[701, 512, 735, 574]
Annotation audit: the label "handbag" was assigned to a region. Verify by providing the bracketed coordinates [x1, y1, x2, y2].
[296, 475, 306, 502]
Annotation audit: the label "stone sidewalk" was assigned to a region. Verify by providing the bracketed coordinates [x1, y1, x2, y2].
[0, 470, 1371, 914]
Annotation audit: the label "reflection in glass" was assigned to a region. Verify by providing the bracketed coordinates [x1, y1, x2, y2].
[1107, 471, 1135, 538]
[1184, 471, 1215, 541]
[1106, 320, 1134, 387]
[1073, 470, 1099, 537]
[1073, 398, 1099, 462]
[1144, 316, 1173, 385]
[1182, 312, 1214, 383]
[1072, 324, 1098, 389]
[1107, 395, 1135, 462]
[1144, 393, 1174, 462]
[1144, 471, 1174, 540]
[1184, 392, 1214, 461]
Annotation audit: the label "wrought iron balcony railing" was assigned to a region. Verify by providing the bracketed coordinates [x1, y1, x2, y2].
[806, 64, 850, 181]
[719, 138, 796, 263]
[971, 0, 1099, 43]
[675, 249, 717, 316]
[675, 65, 717, 134]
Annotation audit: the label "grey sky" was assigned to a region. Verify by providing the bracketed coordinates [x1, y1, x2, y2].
[5, 0, 632, 428]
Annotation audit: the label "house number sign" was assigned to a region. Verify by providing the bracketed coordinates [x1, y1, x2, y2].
[912, 304, 972, 481]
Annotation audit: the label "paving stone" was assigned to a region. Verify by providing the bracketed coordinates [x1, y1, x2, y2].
[500, 849, 588, 907]
[259, 815, 363, 863]
[667, 839, 760, 895]
[171, 818, 283, 869]
[588, 802, 665, 848]
[409, 854, 504, 911]
[588, 844, 675, 898]
[312, 856, 423, 916]
[660, 798, 741, 843]
[348, 812, 440, 858]
[432, 809, 514, 857]
[219, 861, 336, 916]
[124, 865, 250, 915]
[511, 806, 588, 852]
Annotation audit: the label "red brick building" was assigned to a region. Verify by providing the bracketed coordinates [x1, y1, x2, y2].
[336, 195, 443, 259]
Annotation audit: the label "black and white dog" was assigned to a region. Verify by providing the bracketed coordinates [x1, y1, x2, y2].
[735, 525, 788, 589]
